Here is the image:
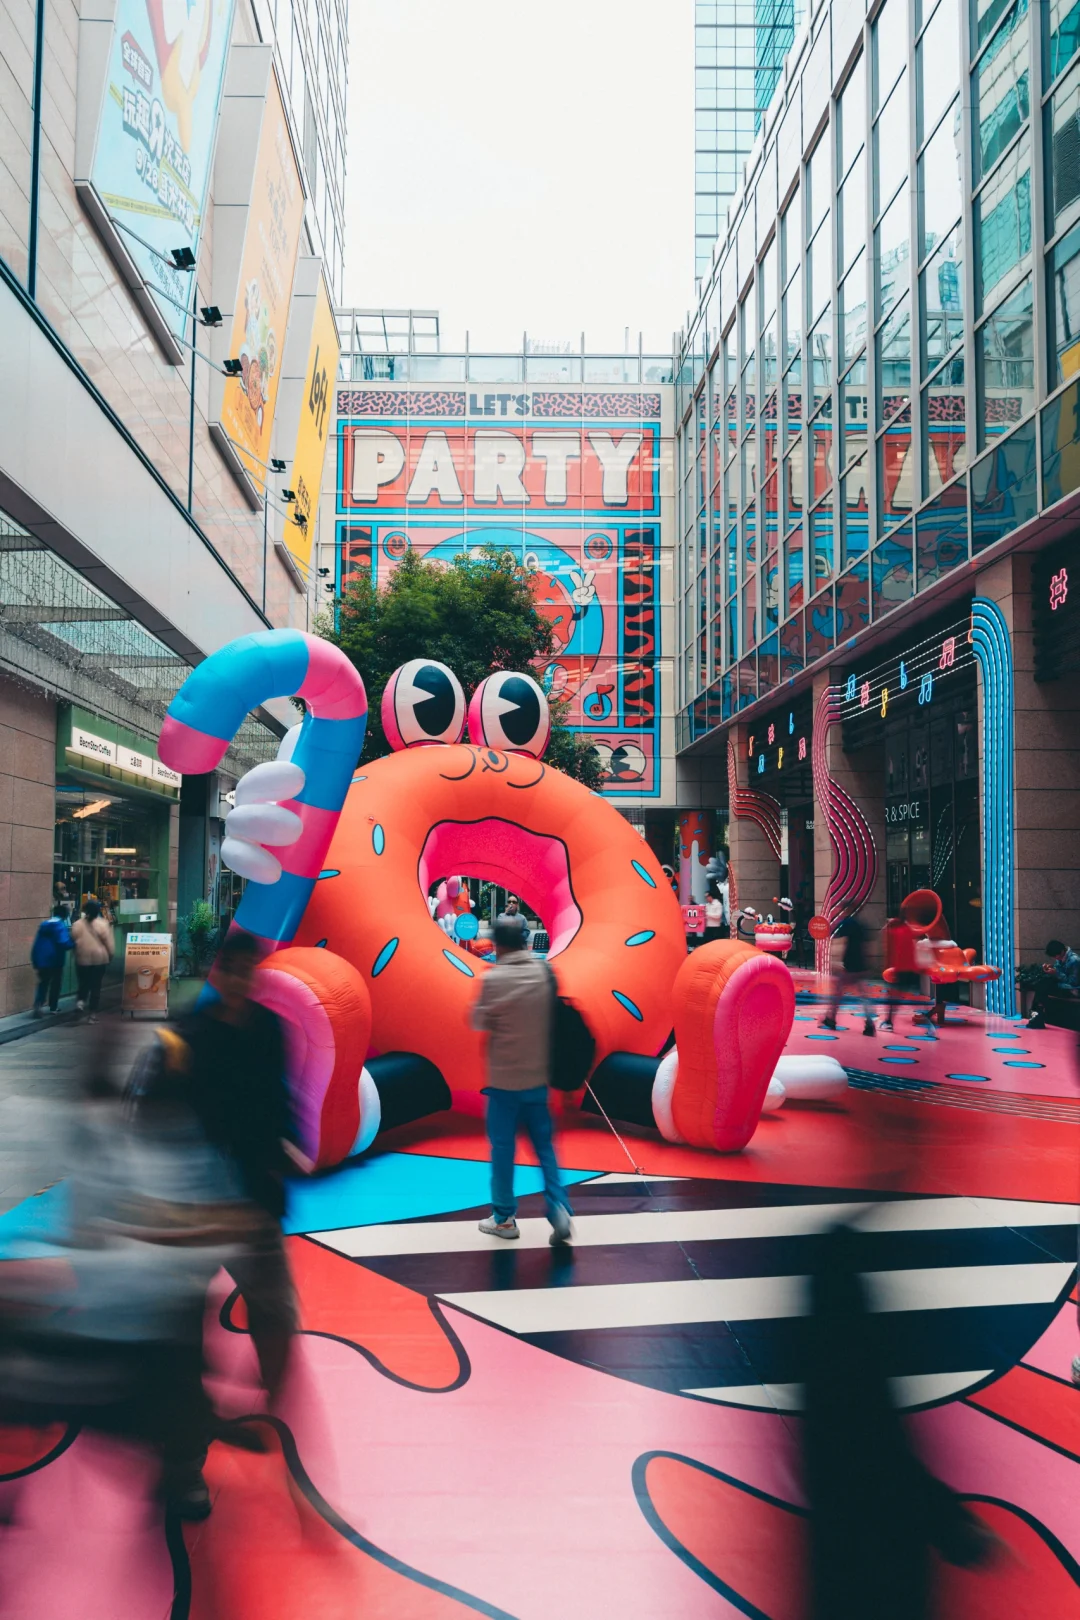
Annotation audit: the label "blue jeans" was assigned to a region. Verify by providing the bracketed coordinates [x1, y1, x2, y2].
[484, 1084, 571, 1224]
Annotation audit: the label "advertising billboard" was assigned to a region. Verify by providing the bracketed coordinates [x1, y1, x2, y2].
[217, 67, 305, 493]
[285, 276, 339, 571]
[335, 388, 665, 799]
[89, 0, 236, 338]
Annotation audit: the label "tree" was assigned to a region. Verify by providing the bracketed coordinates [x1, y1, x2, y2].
[323, 548, 604, 789]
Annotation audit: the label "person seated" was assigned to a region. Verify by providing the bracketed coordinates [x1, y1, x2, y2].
[1027, 939, 1080, 1029]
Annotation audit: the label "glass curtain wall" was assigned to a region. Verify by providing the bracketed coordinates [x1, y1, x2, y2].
[677, 0, 1080, 735]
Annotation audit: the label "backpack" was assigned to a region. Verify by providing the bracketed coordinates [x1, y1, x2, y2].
[31, 917, 70, 972]
[545, 964, 596, 1091]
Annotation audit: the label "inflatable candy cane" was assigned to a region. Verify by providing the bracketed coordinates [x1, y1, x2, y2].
[159, 630, 379, 1168]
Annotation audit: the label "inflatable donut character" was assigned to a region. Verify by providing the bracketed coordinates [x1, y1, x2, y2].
[160, 632, 834, 1165]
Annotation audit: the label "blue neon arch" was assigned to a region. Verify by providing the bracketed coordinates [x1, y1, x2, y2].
[971, 597, 1016, 1017]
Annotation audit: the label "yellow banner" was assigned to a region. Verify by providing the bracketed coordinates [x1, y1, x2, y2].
[219, 68, 304, 490]
[286, 276, 340, 570]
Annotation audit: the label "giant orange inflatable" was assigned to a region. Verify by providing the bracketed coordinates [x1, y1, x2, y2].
[159, 634, 818, 1166]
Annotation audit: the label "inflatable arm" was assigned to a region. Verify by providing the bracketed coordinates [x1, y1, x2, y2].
[159, 630, 376, 1168]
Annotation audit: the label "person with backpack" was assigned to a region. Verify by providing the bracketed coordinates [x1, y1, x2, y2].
[470, 918, 575, 1245]
[30, 904, 73, 1015]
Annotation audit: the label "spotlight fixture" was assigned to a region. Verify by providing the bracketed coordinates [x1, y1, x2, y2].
[295, 514, 308, 532]
[199, 305, 222, 327]
[281, 488, 296, 502]
[222, 357, 243, 376]
[318, 567, 330, 576]
[270, 458, 287, 472]
[171, 246, 196, 270]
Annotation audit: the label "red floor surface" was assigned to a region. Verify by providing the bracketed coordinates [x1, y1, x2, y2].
[0, 1010, 1077, 1618]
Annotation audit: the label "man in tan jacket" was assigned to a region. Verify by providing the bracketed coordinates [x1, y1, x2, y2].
[470, 920, 573, 1244]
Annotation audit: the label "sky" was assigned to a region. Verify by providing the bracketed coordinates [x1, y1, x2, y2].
[343, 0, 695, 354]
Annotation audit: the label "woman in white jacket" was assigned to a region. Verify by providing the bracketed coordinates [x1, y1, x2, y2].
[71, 898, 114, 1021]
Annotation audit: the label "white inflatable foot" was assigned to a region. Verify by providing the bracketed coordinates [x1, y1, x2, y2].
[650, 1048, 684, 1143]
[762, 1077, 787, 1111]
[350, 1066, 381, 1155]
[771, 1054, 847, 1100]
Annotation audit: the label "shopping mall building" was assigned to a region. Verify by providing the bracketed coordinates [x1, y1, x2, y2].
[0, 0, 345, 1012]
[670, 0, 1080, 993]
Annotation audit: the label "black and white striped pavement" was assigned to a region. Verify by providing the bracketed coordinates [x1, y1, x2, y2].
[311, 1173, 1079, 1412]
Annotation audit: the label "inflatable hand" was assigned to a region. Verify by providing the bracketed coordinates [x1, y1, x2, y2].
[222, 759, 306, 884]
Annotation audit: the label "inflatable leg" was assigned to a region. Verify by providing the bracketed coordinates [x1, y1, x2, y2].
[668, 941, 795, 1151]
[252, 947, 375, 1169]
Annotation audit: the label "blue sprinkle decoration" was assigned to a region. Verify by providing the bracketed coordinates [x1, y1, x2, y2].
[885, 1045, 920, 1052]
[612, 990, 644, 1020]
[1004, 1060, 1044, 1068]
[631, 860, 656, 889]
[993, 1046, 1030, 1054]
[317, 869, 340, 880]
[807, 1033, 838, 1041]
[624, 930, 655, 947]
[372, 938, 399, 977]
[372, 824, 385, 855]
[946, 1073, 992, 1083]
[315, 939, 327, 948]
[880, 1057, 917, 1064]
[443, 949, 475, 977]
[986, 1031, 1020, 1039]
[351, 774, 367, 783]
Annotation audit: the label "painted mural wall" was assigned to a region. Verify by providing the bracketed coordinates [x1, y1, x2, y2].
[332, 383, 676, 804]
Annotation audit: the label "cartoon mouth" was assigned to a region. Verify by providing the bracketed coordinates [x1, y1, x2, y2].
[416, 817, 582, 954]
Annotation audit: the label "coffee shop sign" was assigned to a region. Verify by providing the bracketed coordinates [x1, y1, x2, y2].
[70, 726, 181, 789]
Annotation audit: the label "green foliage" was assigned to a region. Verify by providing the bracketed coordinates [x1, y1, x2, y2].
[179, 898, 219, 978]
[323, 547, 603, 787]
[1016, 962, 1046, 991]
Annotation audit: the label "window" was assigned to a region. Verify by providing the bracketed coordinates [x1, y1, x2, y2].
[920, 104, 963, 257]
[1048, 57, 1080, 234]
[839, 357, 870, 470]
[840, 254, 869, 365]
[875, 0, 909, 111]
[838, 53, 866, 181]
[974, 0, 1012, 51]
[972, 0, 1030, 181]
[807, 223, 833, 323]
[1049, 218, 1080, 382]
[978, 274, 1034, 444]
[975, 135, 1031, 312]
[809, 308, 833, 419]
[1048, 0, 1080, 83]
[879, 296, 913, 423]
[924, 353, 967, 487]
[877, 181, 911, 320]
[876, 79, 910, 215]
[783, 265, 803, 373]
[839, 153, 866, 275]
[807, 138, 831, 242]
[918, 0, 960, 144]
[922, 223, 965, 371]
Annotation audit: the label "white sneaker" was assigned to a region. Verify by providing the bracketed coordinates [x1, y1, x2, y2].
[1072, 1354, 1080, 1389]
[75, 1000, 85, 1013]
[549, 1205, 573, 1246]
[478, 1216, 519, 1240]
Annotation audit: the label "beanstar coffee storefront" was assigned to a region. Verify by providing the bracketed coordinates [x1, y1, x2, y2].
[53, 707, 180, 996]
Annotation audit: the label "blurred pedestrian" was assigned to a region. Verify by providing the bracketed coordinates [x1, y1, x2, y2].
[882, 908, 924, 1031]
[471, 918, 572, 1244]
[802, 1223, 996, 1619]
[30, 903, 73, 1016]
[497, 894, 530, 945]
[71, 898, 113, 1021]
[822, 910, 875, 1035]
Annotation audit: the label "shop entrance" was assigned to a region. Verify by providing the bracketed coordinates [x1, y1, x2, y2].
[883, 680, 980, 954]
[54, 786, 169, 996]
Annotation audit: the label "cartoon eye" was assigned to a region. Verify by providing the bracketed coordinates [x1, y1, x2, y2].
[467, 671, 550, 757]
[381, 660, 466, 750]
